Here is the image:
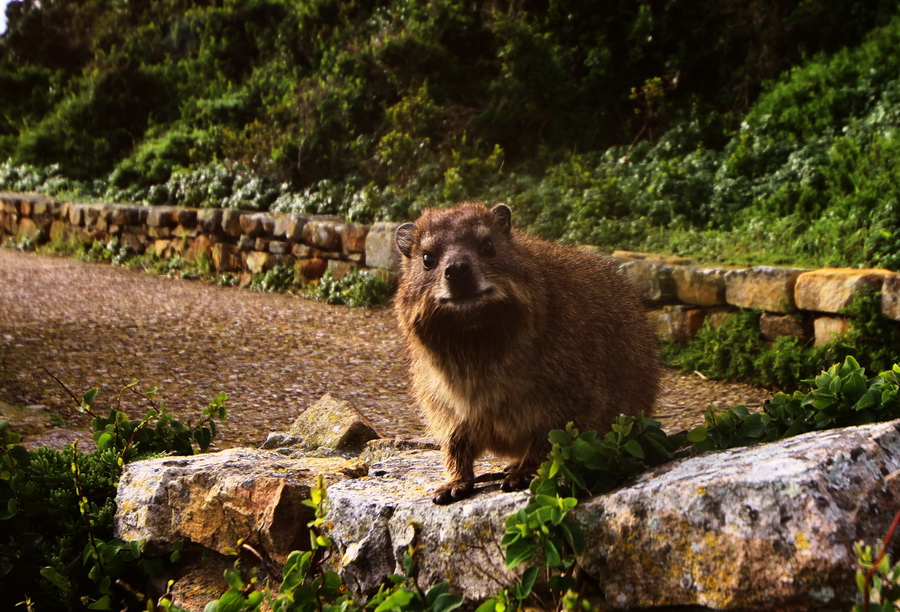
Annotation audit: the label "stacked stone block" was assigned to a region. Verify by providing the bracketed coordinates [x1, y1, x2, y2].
[2, 193, 899, 344]
[611, 250, 900, 345]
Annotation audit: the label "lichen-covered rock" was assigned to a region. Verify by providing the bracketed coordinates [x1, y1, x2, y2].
[280, 394, 381, 455]
[813, 315, 850, 345]
[725, 266, 807, 312]
[364, 222, 402, 271]
[580, 419, 900, 610]
[884, 274, 900, 322]
[760, 312, 811, 341]
[672, 265, 729, 306]
[326, 451, 522, 598]
[648, 304, 706, 340]
[114, 448, 355, 563]
[618, 259, 678, 303]
[794, 268, 894, 314]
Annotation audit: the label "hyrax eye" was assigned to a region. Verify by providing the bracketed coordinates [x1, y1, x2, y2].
[479, 239, 496, 257]
[422, 252, 438, 270]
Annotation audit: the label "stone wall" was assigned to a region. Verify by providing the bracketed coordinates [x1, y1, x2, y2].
[0, 192, 401, 283]
[613, 251, 900, 345]
[2, 192, 899, 344]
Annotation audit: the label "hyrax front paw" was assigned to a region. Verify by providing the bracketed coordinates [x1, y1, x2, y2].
[432, 479, 475, 505]
[501, 471, 533, 492]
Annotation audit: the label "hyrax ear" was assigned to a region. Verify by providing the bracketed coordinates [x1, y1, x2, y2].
[395, 223, 417, 258]
[490, 204, 512, 235]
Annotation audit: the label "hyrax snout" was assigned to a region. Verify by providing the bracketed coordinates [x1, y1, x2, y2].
[395, 202, 660, 504]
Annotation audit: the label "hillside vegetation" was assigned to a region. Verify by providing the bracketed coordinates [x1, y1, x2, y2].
[1, 0, 899, 268]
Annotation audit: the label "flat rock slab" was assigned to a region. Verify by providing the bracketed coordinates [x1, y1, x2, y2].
[794, 268, 894, 313]
[114, 420, 900, 610]
[115, 448, 360, 564]
[327, 420, 900, 610]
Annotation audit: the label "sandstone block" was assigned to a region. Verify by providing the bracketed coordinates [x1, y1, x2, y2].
[303, 220, 343, 251]
[365, 222, 402, 271]
[327, 260, 358, 281]
[146, 206, 178, 228]
[725, 266, 807, 312]
[672, 266, 728, 306]
[16, 217, 40, 239]
[186, 234, 213, 263]
[795, 268, 894, 313]
[48, 220, 70, 244]
[212, 243, 241, 272]
[147, 226, 172, 240]
[173, 224, 200, 239]
[705, 307, 739, 329]
[221, 209, 244, 237]
[286, 394, 380, 454]
[154, 239, 173, 258]
[299, 258, 328, 281]
[760, 312, 811, 342]
[813, 316, 850, 346]
[67, 202, 84, 226]
[268, 240, 291, 255]
[883, 274, 900, 322]
[280, 214, 308, 242]
[196, 208, 223, 234]
[239, 212, 270, 238]
[175, 208, 197, 227]
[245, 251, 271, 274]
[115, 448, 354, 564]
[81, 204, 104, 229]
[342, 223, 369, 254]
[648, 305, 706, 341]
[236, 235, 255, 251]
[120, 232, 147, 255]
[618, 259, 677, 303]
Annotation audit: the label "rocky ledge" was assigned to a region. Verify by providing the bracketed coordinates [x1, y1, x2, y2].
[114, 395, 900, 610]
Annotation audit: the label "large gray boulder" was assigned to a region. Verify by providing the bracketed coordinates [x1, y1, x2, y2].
[114, 418, 900, 610]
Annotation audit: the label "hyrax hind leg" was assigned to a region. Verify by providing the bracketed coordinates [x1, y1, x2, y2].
[501, 437, 550, 492]
[433, 426, 479, 505]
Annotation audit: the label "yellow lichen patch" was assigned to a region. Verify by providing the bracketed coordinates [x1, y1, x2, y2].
[795, 532, 810, 550]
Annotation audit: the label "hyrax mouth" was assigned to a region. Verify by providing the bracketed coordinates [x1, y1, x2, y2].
[437, 285, 495, 305]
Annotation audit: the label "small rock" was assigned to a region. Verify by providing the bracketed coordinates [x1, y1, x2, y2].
[288, 394, 381, 455]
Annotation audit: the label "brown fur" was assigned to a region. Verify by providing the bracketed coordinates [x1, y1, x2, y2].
[394, 202, 660, 504]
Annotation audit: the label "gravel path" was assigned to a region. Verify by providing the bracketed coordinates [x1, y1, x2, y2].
[0, 248, 771, 450]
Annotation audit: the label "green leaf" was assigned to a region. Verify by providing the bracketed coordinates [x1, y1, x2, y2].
[623, 439, 645, 459]
[87, 595, 112, 610]
[687, 426, 708, 443]
[82, 387, 99, 407]
[40, 566, 70, 591]
[505, 537, 537, 569]
[517, 565, 539, 599]
[373, 587, 415, 612]
[214, 588, 248, 612]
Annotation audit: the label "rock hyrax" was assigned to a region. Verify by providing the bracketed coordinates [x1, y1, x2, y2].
[395, 202, 660, 504]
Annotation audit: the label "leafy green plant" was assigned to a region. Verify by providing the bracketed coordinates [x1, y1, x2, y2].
[204, 474, 463, 612]
[250, 263, 300, 293]
[306, 269, 393, 308]
[854, 508, 900, 612]
[0, 380, 226, 610]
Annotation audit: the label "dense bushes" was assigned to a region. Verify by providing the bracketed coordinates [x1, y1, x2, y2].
[1, 0, 900, 266]
[0, 383, 226, 610]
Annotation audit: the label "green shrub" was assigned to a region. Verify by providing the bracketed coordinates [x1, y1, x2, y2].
[0, 382, 226, 610]
[306, 269, 393, 308]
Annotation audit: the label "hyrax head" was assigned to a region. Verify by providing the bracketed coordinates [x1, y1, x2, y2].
[396, 203, 513, 308]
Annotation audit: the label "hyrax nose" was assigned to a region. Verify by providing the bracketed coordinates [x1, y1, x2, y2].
[444, 261, 472, 282]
